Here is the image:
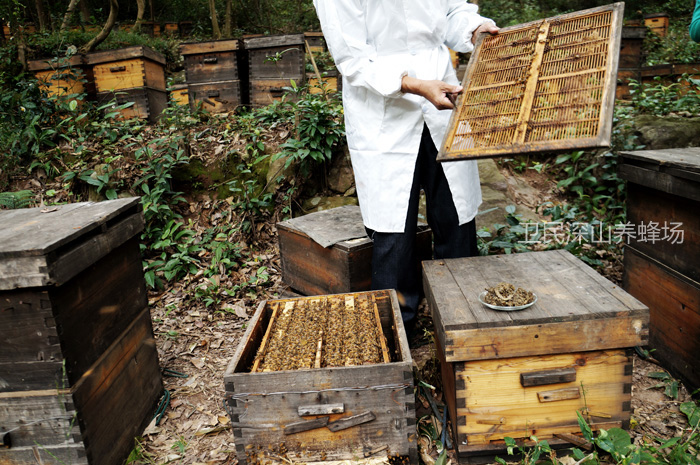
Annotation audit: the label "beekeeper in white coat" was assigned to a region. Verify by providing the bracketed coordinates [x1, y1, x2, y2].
[313, 0, 499, 334]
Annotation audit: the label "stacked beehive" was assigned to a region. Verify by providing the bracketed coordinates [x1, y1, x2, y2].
[0, 198, 163, 465]
[85, 45, 168, 122]
[616, 26, 646, 99]
[244, 34, 305, 105]
[180, 39, 245, 113]
[422, 250, 649, 458]
[620, 148, 700, 393]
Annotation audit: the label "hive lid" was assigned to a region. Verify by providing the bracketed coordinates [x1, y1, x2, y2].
[423, 249, 649, 362]
[243, 33, 305, 49]
[439, 3, 624, 161]
[0, 198, 143, 289]
[85, 45, 166, 65]
[179, 38, 241, 55]
[276, 205, 367, 248]
[28, 54, 84, 72]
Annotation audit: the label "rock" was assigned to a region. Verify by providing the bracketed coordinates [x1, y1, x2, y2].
[327, 146, 355, 194]
[633, 115, 700, 149]
[300, 195, 358, 213]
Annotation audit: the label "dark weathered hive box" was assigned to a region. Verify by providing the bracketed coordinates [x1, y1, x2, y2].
[277, 205, 432, 296]
[620, 148, 700, 392]
[244, 34, 305, 105]
[180, 39, 247, 110]
[86, 46, 167, 121]
[0, 198, 163, 465]
[422, 250, 648, 458]
[224, 289, 416, 464]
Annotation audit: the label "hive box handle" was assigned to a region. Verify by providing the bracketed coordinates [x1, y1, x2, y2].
[109, 66, 126, 72]
[520, 367, 576, 387]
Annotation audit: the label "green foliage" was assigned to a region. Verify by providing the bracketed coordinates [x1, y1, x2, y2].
[0, 190, 34, 209]
[629, 76, 700, 117]
[647, 371, 680, 399]
[645, 23, 700, 66]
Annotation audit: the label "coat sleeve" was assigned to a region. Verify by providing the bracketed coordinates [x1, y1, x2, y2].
[691, 0, 700, 42]
[312, 0, 412, 98]
[444, 0, 496, 53]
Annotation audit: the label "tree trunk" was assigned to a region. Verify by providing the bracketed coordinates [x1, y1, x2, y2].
[224, 0, 232, 37]
[35, 0, 51, 32]
[134, 0, 146, 32]
[61, 0, 81, 33]
[79, 0, 91, 24]
[80, 0, 118, 54]
[209, 0, 221, 39]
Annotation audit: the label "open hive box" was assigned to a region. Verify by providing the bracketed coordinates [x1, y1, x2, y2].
[224, 290, 417, 464]
[439, 3, 623, 161]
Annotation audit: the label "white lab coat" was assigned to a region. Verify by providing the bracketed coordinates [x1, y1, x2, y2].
[313, 0, 494, 233]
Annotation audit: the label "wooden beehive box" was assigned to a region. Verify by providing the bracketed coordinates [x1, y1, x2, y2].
[644, 13, 670, 37]
[620, 148, 700, 392]
[304, 32, 326, 54]
[224, 289, 416, 464]
[180, 39, 245, 111]
[86, 46, 167, 121]
[0, 198, 163, 465]
[422, 250, 649, 458]
[277, 205, 432, 296]
[439, 3, 624, 161]
[169, 83, 189, 106]
[308, 70, 341, 94]
[244, 34, 305, 105]
[28, 55, 96, 101]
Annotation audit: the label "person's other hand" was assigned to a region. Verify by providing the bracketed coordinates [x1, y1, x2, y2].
[472, 22, 500, 44]
[401, 76, 462, 110]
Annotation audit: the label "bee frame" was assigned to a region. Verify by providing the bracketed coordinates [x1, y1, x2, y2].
[438, 2, 624, 161]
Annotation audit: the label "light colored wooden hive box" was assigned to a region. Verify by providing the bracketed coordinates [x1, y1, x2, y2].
[422, 250, 649, 458]
[224, 289, 417, 464]
[86, 46, 167, 121]
[28, 55, 96, 101]
[0, 198, 163, 465]
[620, 148, 700, 393]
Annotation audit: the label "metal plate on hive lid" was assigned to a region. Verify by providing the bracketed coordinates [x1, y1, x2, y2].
[438, 2, 624, 161]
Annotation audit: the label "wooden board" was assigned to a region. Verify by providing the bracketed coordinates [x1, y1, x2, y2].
[438, 3, 623, 161]
[0, 198, 142, 290]
[619, 27, 646, 69]
[170, 84, 189, 106]
[623, 247, 700, 392]
[422, 249, 649, 362]
[183, 50, 240, 83]
[84, 45, 166, 66]
[624, 182, 700, 282]
[188, 80, 242, 113]
[92, 58, 166, 92]
[97, 87, 167, 122]
[249, 79, 297, 105]
[224, 290, 417, 464]
[180, 38, 240, 55]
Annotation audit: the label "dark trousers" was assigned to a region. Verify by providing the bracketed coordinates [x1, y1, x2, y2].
[367, 125, 478, 323]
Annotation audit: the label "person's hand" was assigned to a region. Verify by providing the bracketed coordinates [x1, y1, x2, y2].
[472, 22, 500, 44]
[401, 76, 462, 110]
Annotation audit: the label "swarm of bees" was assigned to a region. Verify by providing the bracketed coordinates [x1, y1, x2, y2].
[254, 294, 386, 372]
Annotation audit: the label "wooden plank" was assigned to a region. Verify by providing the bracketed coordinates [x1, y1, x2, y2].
[298, 403, 344, 416]
[28, 55, 83, 71]
[71, 307, 162, 465]
[620, 164, 700, 202]
[180, 39, 240, 55]
[537, 387, 581, 402]
[513, 22, 550, 143]
[188, 80, 242, 113]
[327, 411, 376, 432]
[250, 79, 296, 105]
[372, 295, 390, 364]
[283, 416, 329, 435]
[442, 314, 647, 362]
[244, 34, 304, 49]
[251, 302, 279, 372]
[520, 367, 577, 387]
[0, 289, 59, 365]
[85, 45, 166, 66]
[0, 361, 66, 392]
[625, 183, 700, 283]
[620, 148, 700, 174]
[623, 247, 700, 392]
[0, 391, 78, 448]
[0, 444, 89, 464]
[0, 198, 141, 258]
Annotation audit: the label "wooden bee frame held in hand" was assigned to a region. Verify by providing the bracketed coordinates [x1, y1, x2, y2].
[438, 2, 624, 161]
